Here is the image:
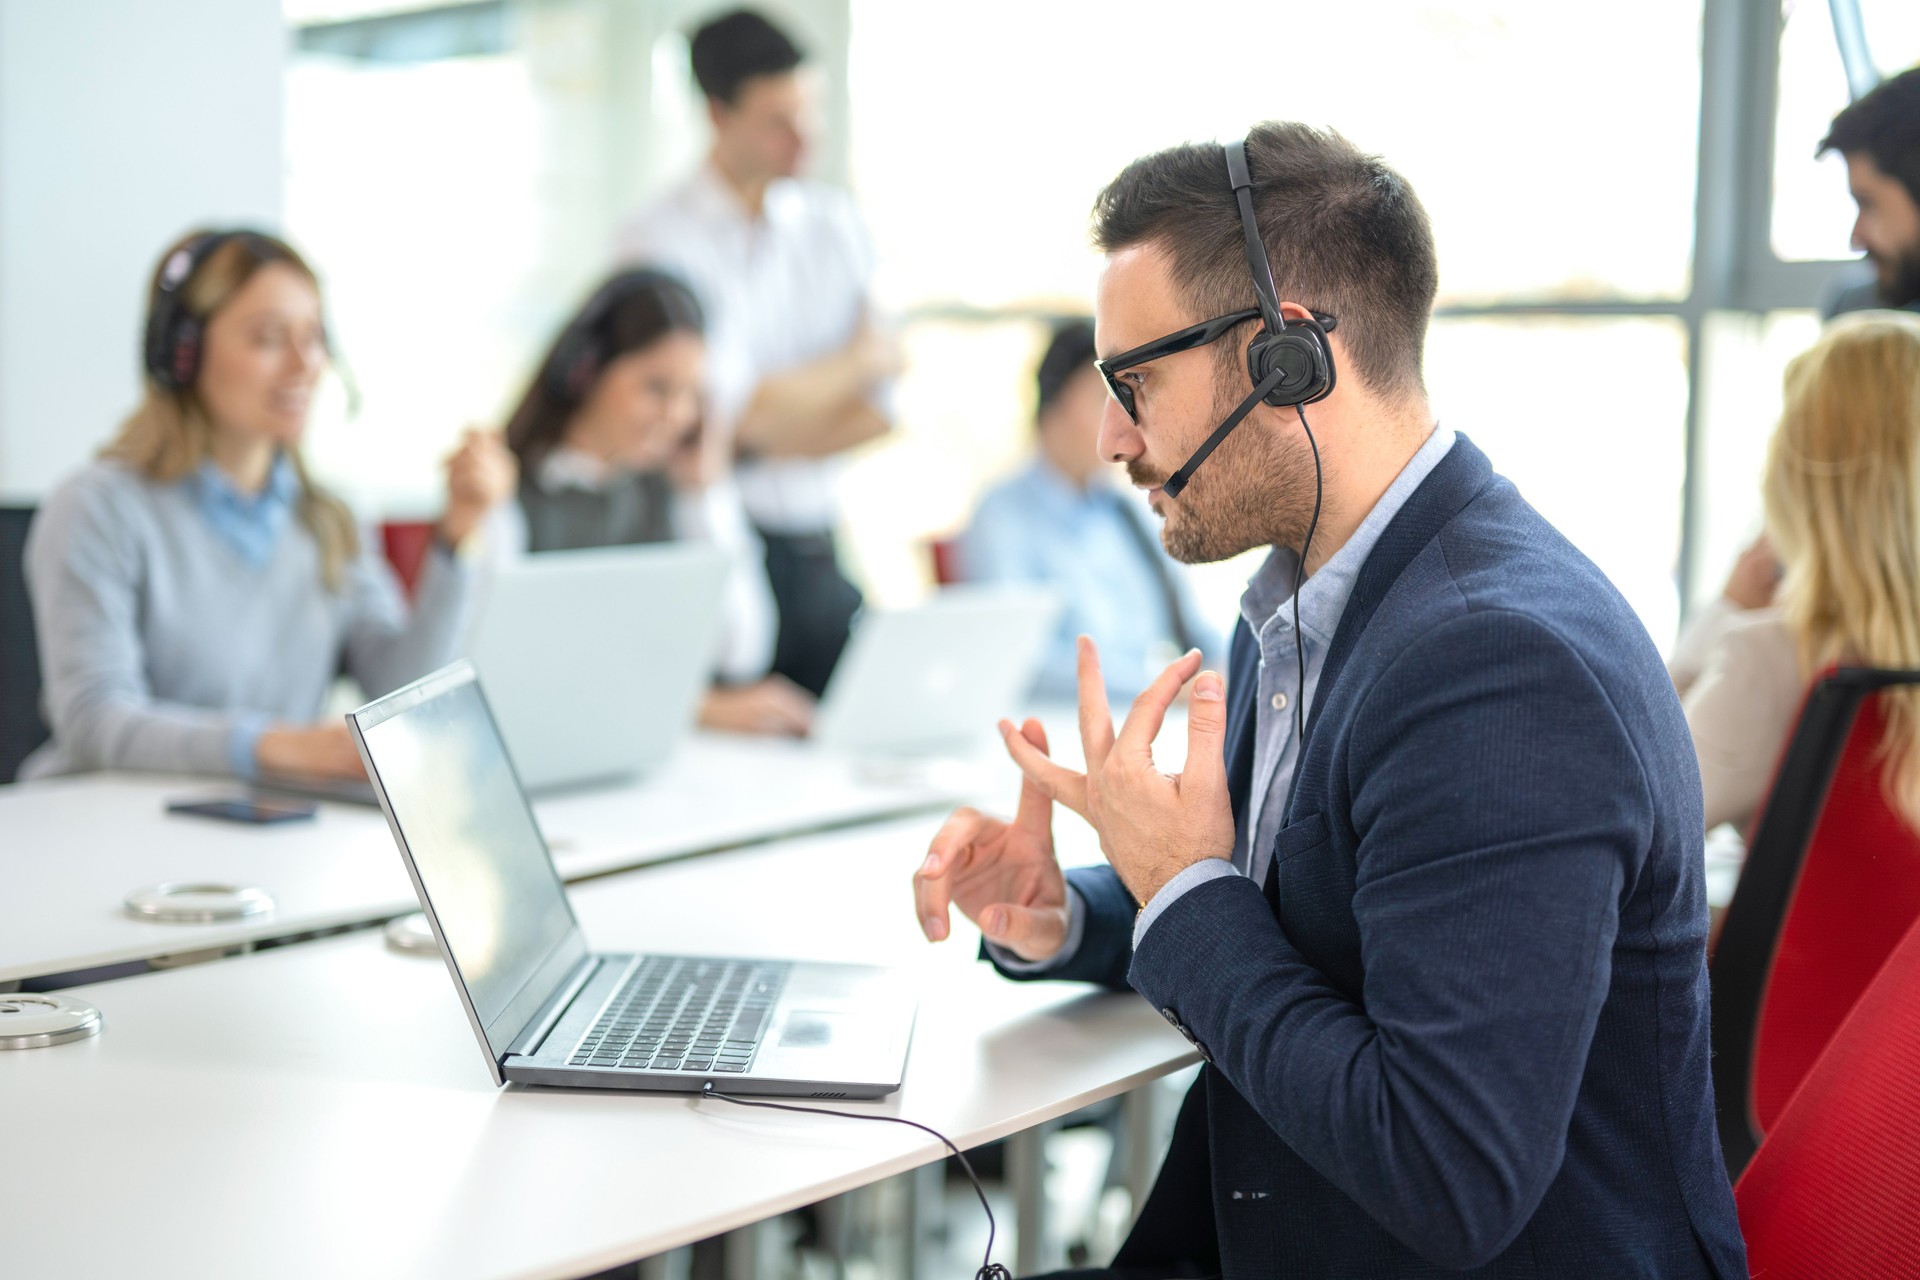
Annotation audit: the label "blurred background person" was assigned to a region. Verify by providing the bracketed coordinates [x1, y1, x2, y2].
[1820, 64, 1920, 319]
[956, 319, 1221, 702]
[21, 229, 512, 783]
[615, 7, 898, 699]
[496, 266, 813, 737]
[1677, 311, 1920, 836]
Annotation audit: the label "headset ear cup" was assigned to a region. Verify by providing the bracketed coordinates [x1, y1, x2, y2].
[1248, 323, 1335, 407]
[171, 317, 204, 390]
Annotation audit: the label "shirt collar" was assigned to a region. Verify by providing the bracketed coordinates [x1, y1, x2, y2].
[190, 451, 298, 512]
[187, 452, 300, 569]
[1240, 425, 1458, 643]
[536, 445, 620, 493]
[687, 161, 803, 230]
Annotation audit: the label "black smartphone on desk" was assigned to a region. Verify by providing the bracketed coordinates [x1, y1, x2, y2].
[165, 797, 318, 825]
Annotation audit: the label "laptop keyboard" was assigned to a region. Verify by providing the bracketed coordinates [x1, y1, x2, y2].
[569, 956, 790, 1073]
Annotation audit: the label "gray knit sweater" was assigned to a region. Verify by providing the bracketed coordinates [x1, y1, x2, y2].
[20, 460, 473, 779]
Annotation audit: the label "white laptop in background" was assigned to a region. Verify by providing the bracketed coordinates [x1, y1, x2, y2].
[812, 585, 1060, 756]
[348, 661, 916, 1097]
[261, 542, 727, 804]
[465, 543, 727, 793]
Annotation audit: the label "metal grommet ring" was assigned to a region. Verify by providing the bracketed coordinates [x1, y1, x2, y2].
[384, 912, 439, 955]
[0, 994, 103, 1050]
[124, 883, 275, 923]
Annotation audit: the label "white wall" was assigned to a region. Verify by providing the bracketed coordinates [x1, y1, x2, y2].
[0, 0, 286, 500]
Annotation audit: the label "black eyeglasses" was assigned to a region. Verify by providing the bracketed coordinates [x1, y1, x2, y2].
[1095, 307, 1337, 423]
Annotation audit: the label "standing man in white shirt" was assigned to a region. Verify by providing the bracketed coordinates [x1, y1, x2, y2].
[616, 8, 898, 697]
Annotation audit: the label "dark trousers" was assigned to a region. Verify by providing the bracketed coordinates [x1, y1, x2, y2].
[760, 529, 861, 698]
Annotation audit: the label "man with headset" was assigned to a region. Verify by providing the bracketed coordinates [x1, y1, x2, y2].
[914, 122, 1747, 1277]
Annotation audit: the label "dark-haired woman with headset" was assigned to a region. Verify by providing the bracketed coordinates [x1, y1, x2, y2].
[20, 229, 515, 781]
[494, 267, 813, 736]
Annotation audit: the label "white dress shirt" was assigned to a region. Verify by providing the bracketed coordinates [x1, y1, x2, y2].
[614, 164, 879, 535]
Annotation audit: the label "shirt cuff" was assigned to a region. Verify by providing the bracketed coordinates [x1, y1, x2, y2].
[984, 885, 1088, 974]
[226, 712, 270, 780]
[1133, 858, 1240, 951]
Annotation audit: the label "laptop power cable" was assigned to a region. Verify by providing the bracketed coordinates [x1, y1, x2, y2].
[701, 1083, 1013, 1279]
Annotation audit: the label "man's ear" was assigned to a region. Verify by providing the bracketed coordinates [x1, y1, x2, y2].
[705, 97, 728, 132]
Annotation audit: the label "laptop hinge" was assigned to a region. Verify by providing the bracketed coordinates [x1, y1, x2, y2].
[504, 955, 604, 1063]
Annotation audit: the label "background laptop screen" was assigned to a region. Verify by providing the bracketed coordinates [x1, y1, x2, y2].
[357, 675, 579, 1055]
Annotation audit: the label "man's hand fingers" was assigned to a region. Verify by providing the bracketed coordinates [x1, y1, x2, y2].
[1115, 649, 1205, 762]
[1076, 637, 1115, 772]
[915, 807, 987, 941]
[978, 902, 1068, 966]
[1000, 719, 1089, 817]
[1181, 669, 1229, 801]
[1011, 718, 1054, 834]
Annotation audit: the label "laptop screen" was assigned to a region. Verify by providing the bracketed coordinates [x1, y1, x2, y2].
[355, 670, 582, 1059]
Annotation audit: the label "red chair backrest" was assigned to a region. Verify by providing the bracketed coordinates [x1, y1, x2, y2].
[1736, 911, 1920, 1278]
[1752, 694, 1920, 1130]
[927, 537, 963, 586]
[380, 521, 436, 600]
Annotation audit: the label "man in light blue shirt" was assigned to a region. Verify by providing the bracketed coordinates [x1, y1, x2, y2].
[959, 320, 1220, 702]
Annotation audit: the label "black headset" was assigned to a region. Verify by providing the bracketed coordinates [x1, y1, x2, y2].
[1163, 137, 1329, 750]
[1158, 140, 1337, 501]
[144, 230, 245, 391]
[543, 268, 705, 404]
[142, 228, 337, 396]
[1225, 140, 1336, 409]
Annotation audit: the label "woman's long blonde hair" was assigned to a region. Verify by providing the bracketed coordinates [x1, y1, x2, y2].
[102, 230, 358, 588]
[1764, 310, 1920, 828]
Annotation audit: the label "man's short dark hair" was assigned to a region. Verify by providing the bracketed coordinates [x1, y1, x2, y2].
[1820, 65, 1920, 211]
[1092, 122, 1438, 400]
[689, 9, 804, 106]
[1035, 319, 1098, 420]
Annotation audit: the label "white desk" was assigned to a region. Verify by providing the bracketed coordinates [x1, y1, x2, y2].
[0, 815, 1194, 1280]
[0, 734, 991, 984]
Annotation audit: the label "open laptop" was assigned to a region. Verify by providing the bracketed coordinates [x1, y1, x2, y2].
[348, 661, 916, 1097]
[813, 585, 1060, 756]
[263, 543, 727, 805]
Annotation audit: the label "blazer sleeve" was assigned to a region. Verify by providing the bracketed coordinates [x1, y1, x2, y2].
[1128, 609, 1651, 1270]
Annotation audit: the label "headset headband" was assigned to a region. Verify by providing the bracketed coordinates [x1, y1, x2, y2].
[1224, 141, 1284, 336]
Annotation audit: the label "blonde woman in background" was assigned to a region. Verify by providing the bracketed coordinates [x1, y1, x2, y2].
[20, 229, 515, 782]
[1675, 310, 1920, 834]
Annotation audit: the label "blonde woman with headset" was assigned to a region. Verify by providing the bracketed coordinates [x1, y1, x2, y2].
[20, 229, 515, 782]
[1678, 310, 1920, 835]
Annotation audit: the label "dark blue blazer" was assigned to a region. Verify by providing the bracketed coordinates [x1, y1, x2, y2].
[999, 437, 1748, 1278]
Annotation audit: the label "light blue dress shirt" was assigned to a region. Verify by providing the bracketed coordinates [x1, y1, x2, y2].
[960, 459, 1222, 702]
[989, 426, 1456, 972]
[186, 453, 300, 776]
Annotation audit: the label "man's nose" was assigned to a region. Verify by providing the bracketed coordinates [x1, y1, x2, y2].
[1097, 396, 1142, 465]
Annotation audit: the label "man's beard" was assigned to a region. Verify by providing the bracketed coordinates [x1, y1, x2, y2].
[1872, 241, 1920, 309]
[1128, 380, 1324, 565]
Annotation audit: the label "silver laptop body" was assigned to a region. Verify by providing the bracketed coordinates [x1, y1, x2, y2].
[814, 585, 1061, 755]
[348, 662, 916, 1098]
[265, 543, 727, 806]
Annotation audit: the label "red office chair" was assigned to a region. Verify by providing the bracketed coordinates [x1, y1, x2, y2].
[1709, 666, 1920, 1177]
[379, 520, 437, 600]
[1735, 911, 1920, 1278]
[926, 537, 964, 586]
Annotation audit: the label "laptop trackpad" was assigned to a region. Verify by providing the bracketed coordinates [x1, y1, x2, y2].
[755, 1009, 896, 1081]
[776, 1012, 841, 1049]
